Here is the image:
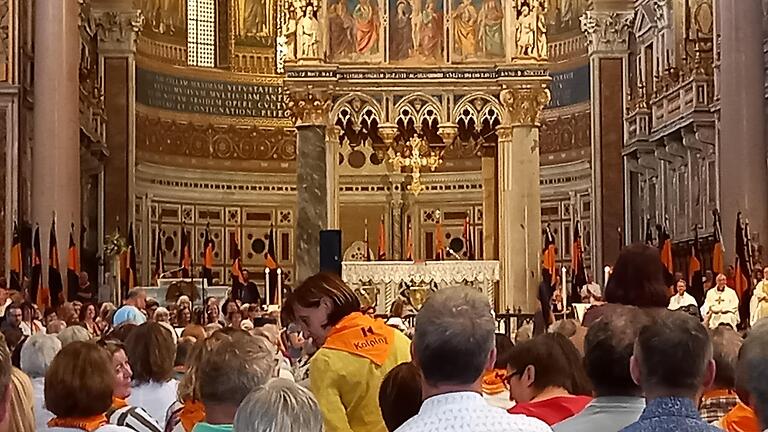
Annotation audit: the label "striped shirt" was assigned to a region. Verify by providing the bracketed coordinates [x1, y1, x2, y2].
[108, 405, 163, 432]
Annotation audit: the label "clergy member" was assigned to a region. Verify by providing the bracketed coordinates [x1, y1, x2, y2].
[668, 279, 698, 311]
[702, 273, 740, 329]
[749, 266, 768, 326]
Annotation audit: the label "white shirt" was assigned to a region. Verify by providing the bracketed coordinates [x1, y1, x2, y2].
[668, 292, 698, 311]
[127, 379, 179, 426]
[702, 286, 740, 329]
[33, 377, 55, 430]
[394, 391, 552, 432]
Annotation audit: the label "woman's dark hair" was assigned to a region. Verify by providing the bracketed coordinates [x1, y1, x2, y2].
[97, 338, 125, 357]
[493, 333, 514, 370]
[77, 302, 97, 323]
[507, 332, 592, 396]
[379, 362, 422, 432]
[124, 322, 176, 384]
[284, 272, 361, 329]
[604, 243, 669, 308]
[105, 323, 137, 342]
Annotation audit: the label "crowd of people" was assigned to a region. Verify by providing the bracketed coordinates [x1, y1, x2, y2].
[0, 242, 764, 431]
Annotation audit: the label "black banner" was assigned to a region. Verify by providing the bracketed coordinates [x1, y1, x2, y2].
[136, 68, 288, 119]
[548, 65, 591, 108]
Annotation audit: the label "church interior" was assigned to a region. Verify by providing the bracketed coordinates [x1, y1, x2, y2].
[0, 0, 766, 315]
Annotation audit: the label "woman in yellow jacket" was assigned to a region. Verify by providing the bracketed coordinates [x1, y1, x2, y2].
[284, 272, 411, 432]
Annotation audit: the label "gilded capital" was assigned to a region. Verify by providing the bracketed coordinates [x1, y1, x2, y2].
[500, 85, 551, 127]
[286, 87, 333, 126]
[92, 9, 144, 52]
[580, 11, 634, 54]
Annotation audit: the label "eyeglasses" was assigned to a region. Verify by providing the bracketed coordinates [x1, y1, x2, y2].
[503, 369, 525, 389]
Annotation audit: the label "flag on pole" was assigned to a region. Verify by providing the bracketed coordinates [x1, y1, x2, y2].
[67, 224, 79, 302]
[30, 225, 48, 310]
[571, 220, 587, 303]
[543, 224, 557, 284]
[712, 209, 725, 275]
[126, 223, 137, 291]
[435, 216, 444, 261]
[405, 216, 413, 261]
[377, 216, 386, 260]
[734, 212, 751, 300]
[265, 224, 278, 270]
[463, 213, 475, 260]
[203, 223, 214, 287]
[179, 224, 191, 278]
[153, 225, 165, 282]
[688, 226, 704, 305]
[9, 222, 21, 292]
[48, 219, 63, 307]
[657, 219, 673, 275]
[230, 231, 244, 300]
[364, 219, 371, 261]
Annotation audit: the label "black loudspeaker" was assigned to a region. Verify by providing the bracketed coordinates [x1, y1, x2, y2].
[319, 230, 342, 276]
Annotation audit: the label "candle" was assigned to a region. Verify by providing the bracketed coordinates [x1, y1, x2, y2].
[277, 268, 283, 307]
[265, 268, 271, 306]
[604, 266, 611, 287]
[561, 266, 568, 311]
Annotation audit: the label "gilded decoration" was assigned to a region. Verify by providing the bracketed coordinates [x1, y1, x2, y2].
[79, 0, 107, 153]
[136, 113, 297, 161]
[0, 0, 9, 82]
[514, 0, 548, 61]
[500, 84, 551, 126]
[93, 9, 145, 47]
[539, 109, 590, 153]
[233, 0, 276, 48]
[580, 10, 634, 53]
[135, 0, 185, 38]
[286, 87, 333, 125]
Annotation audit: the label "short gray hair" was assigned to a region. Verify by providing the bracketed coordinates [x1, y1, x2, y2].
[233, 379, 323, 432]
[57, 325, 91, 347]
[198, 334, 277, 407]
[413, 286, 495, 386]
[20, 334, 62, 378]
[127, 287, 146, 299]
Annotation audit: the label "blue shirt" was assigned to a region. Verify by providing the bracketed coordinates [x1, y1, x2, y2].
[620, 397, 721, 432]
[112, 305, 146, 326]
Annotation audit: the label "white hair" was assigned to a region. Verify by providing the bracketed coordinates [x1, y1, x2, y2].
[233, 378, 324, 432]
[154, 307, 170, 321]
[20, 334, 62, 378]
[57, 325, 91, 347]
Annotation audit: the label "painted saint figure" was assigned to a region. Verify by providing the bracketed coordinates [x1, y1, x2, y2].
[390, 0, 415, 60]
[453, 0, 478, 59]
[328, 1, 355, 59]
[354, 0, 381, 55]
[515, 4, 535, 57]
[418, 0, 443, 60]
[298, 4, 320, 58]
[478, 0, 504, 57]
[235, 0, 267, 38]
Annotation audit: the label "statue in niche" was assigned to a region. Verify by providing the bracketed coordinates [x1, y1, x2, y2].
[453, 0, 478, 59]
[418, 0, 443, 60]
[327, 1, 355, 60]
[389, 0, 415, 61]
[477, 0, 504, 58]
[283, 3, 298, 60]
[298, 3, 320, 58]
[235, 0, 269, 38]
[353, 0, 381, 55]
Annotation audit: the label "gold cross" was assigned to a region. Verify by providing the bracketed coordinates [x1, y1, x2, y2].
[390, 136, 443, 196]
[715, 296, 725, 305]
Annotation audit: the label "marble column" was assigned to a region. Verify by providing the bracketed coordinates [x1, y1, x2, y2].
[325, 125, 341, 229]
[481, 147, 497, 261]
[33, 0, 80, 286]
[719, 0, 768, 250]
[288, 89, 333, 284]
[581, 9, 634, 283]
[93, 2, 143, 242]
[497, 82, 550, 313]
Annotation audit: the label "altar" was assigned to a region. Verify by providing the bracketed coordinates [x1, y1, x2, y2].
[342, 261, 500, 314]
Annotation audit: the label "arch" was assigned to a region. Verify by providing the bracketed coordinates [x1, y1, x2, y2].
[452, 93, 502, 123]
[395, 92, 443, 124]
[331, 93, 383, 127]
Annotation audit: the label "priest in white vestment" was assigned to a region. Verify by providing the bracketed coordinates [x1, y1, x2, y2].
[749, 266, 768, 326]
[668, 279, 698, 311]
[702, 274, 740, 329]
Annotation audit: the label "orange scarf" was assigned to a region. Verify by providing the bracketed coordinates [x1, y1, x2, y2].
[47, 415, 108, 431]
[323, 312, 394, 366]
[111, 397, 128, 410]
[721, 402, 760, 432]
[482, 369, 507, 395]
[179, 399, 206, 432]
